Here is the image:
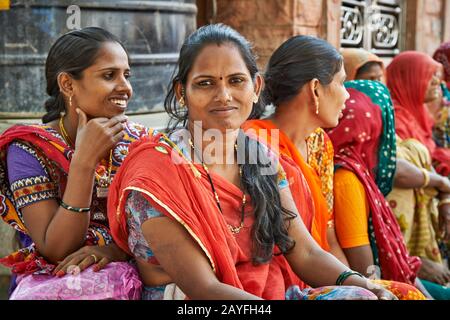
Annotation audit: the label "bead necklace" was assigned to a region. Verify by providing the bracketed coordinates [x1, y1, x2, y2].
[188, 138, 245, 234]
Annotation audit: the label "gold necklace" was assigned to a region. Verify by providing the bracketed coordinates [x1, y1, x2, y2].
[58, 116, 74, 147]
[188, 138, 245, 235]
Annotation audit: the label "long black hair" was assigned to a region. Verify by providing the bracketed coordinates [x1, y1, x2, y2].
[264, 35, 343, 107]
[164, 23, 295, 264]
[42, 27, 129, 123]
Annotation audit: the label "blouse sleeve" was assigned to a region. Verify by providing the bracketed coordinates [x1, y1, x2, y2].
[125, 190, 164, 263]
[333, 168, 370, 249]
[6, 142, 58, 209]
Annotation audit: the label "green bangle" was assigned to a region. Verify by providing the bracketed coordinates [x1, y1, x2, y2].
[336, 270, 364, 286]
[60, 200, 90, 213]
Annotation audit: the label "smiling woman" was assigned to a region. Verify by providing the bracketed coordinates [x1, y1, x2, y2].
[180, 42, 262, 132]
[71, 41, 132, 118]
[0, 27, 147, 299]
[387, 51, 450, 176]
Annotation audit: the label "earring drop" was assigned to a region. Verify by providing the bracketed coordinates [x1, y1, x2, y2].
[315, 102, 319, 115]
[253, 93, 258, 104]
[179, 96, 186, 108]
[179, 88, 186, 108]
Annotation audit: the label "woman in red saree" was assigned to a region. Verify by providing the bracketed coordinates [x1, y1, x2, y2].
[386, 51, 450, 176]
[0, 27, 147, 299]
[108, 24, 397, 300]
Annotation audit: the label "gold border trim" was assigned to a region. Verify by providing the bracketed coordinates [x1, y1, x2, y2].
[118, 186, 216, 273]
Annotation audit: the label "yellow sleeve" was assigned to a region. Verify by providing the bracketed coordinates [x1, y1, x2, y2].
[333, 168, 370, 249]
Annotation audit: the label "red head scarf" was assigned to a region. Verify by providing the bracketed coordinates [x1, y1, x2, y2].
[328, 88, 421, 284]
[386, 51, 450, 175]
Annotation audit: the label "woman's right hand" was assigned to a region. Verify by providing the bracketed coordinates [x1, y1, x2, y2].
[73, 108, 128, 167]
[367, 286, 398, 300]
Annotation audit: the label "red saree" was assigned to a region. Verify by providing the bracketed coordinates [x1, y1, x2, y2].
[108, 133, 306, 299]
[386, 51, 450, 176]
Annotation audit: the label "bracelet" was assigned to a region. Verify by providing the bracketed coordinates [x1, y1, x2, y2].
[336, 270, 364, 286]
[420, 168, 430, 188]
[438, 198, 450, 207]
[60, 200, 90, 213]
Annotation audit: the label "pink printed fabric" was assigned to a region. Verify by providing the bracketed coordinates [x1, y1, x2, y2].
[9, 262, 142, 300]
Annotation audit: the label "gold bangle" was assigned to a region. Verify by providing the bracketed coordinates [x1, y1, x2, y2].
[438, 198, 450, 207]
[420, 168, 430, 188]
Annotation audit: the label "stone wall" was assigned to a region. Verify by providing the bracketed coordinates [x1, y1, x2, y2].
[417, 0, 446, 55]
[406, 0, 448, 55]
[200, 0, 342, 69]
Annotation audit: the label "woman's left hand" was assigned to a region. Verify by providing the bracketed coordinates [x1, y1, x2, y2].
[52, 243, 129, 277]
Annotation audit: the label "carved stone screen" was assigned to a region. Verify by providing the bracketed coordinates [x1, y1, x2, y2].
[341, 0, 402, 56]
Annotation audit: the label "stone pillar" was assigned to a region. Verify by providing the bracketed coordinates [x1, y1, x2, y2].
[409, 0, 445, 55]
[444, 0, 450, 42]
[325, 0, 342, 49]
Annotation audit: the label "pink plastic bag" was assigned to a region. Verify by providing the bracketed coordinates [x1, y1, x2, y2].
[10, 262, 142, 300]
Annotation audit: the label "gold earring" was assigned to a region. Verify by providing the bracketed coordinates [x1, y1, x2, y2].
[179, 96, 186, 108]
[69, 95, 73, 109]
[315, 102, 319, 115]
[253, 93, 258, 104]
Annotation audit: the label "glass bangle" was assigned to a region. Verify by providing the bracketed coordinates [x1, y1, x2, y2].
[60, 200, 90, 213]
[336, 270, 364, 286]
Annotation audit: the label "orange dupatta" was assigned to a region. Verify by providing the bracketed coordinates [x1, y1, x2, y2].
[243, 119, 330, 251]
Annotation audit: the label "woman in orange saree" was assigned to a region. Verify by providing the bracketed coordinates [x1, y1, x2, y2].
[242, 35, 348, 263]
